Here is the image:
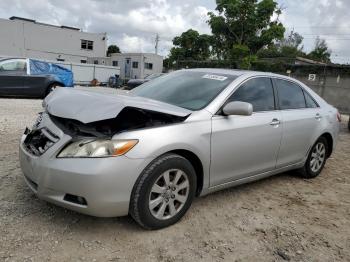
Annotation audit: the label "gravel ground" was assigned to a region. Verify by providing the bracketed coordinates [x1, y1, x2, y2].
[0, 98, 349, 262]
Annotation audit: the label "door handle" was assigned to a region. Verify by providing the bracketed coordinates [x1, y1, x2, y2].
[270, 118, 280, 126]
[315, 113, 322, 120]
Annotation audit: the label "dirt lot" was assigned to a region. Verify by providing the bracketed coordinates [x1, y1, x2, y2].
[0, 98, 349, 262]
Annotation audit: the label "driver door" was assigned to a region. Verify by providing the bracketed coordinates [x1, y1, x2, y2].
[210, 77, 283, 186]
[0, 59, 27, 96]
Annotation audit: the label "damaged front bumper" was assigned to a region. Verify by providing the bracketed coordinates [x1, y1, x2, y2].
[19, 113, 152, 217]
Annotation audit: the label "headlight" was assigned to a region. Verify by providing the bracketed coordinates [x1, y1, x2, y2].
[57, 139, 138, 158]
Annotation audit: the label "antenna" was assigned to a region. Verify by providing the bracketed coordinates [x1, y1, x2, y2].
[155, 34, 160, 54]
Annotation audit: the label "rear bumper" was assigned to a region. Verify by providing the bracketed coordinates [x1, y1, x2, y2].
[19, 114, 152, 217]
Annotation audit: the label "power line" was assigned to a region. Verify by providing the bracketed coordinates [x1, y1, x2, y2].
[286, 26, 350, 28]
[303, 38, 350, 40]
[301, 33, 350, 36]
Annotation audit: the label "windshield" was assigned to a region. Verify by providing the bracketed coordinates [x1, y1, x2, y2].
[132, 71, 237, 110]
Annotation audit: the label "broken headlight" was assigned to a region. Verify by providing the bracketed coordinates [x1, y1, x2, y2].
[57, 139, 138, 158]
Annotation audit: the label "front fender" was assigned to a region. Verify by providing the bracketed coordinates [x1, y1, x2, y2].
[113, 119, 212, 192]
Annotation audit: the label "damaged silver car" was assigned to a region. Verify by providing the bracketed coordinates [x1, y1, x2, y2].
[19, 69, 340, 229]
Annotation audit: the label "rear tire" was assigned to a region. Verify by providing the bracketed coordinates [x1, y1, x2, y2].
[129, 154, 196, 230]
[298, 137, 328, 179]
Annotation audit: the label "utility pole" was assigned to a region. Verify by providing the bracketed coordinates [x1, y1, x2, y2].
[155, 34, 160, 55]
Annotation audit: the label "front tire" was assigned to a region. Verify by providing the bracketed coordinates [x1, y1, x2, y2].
[299, 137, 328, 179]
[129, 154, 197, 230]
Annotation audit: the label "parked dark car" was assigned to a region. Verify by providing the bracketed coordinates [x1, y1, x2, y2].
[0, 58, 73, 98]
[126, 73, 165, 90]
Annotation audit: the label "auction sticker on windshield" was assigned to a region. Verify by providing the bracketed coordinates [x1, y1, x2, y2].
[202, 74, 228, 81]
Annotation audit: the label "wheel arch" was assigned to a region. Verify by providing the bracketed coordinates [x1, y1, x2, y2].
[44, 81, 64, 97]
[167, 149, 204, 196]
[320, 132, 333, 158]
[130, 148, 205, 203]
[48, 81, 64, 89]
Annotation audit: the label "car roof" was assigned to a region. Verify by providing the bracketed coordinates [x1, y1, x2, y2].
[185, 68, 246, 77]
[0, 57, 26, 62]
[184, 68, 290, 79]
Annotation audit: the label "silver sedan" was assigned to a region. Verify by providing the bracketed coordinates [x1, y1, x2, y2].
[19, 69, 340, 229]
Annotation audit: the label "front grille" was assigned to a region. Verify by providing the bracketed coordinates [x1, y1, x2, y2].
[23, 128, 59, 156]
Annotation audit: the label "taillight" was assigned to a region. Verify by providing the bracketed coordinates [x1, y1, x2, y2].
[337, 111, 341, 122]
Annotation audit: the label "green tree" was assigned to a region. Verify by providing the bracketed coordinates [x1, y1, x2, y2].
[207, 0, 285, 60]
[307, 37, 331, 63]
[107, 45, 121, 56]
[258, 30, 306, 59]
[168, 29, 213, 64]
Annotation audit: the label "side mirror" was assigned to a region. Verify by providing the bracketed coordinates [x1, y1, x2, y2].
[222, 101, 253, 116]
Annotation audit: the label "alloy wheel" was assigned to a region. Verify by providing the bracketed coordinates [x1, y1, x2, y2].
[310, 142, 326, 173]
[148, 169, 189, 220]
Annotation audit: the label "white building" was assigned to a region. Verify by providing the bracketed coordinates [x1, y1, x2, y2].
[104, 53, 163, 79]
[0, 16, 107, 63]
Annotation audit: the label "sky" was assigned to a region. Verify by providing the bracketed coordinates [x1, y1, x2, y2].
[0, 0, 349, 63]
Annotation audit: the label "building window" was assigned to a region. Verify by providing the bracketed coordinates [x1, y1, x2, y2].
[112, 61, 119, 67]
[145, 62, 153, 70]
[80, 60, 87, 64]
[81, 39, 93, 50]
[94, 60, 98, 64]
[132, 62, 139, 68]
[56, 58, 65, 62]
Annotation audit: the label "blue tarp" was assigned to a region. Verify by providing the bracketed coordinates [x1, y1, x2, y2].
[29, 59, 74, 87]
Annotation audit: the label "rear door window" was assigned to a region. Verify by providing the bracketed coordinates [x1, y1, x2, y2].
[228, 77, 275, 112]
[275, 79, 306, 110]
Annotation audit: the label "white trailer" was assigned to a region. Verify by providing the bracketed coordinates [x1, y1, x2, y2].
[54, 61, 120, 85]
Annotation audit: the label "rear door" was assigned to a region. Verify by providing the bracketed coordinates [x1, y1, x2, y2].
[22, 75, 50, 97]
[273, 78, 322, 168]
[210, 77, 283, 186]
[0, 59, 27, 96]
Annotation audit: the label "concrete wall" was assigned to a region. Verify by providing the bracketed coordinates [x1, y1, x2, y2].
[291, 71, 350, 113]
[0, 18, 107, 63]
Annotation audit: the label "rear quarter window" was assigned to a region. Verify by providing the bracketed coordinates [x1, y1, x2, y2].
[304, 91, 319, 108]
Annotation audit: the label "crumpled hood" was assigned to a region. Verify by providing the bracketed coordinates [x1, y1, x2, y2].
[44, 87, 192, 124]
